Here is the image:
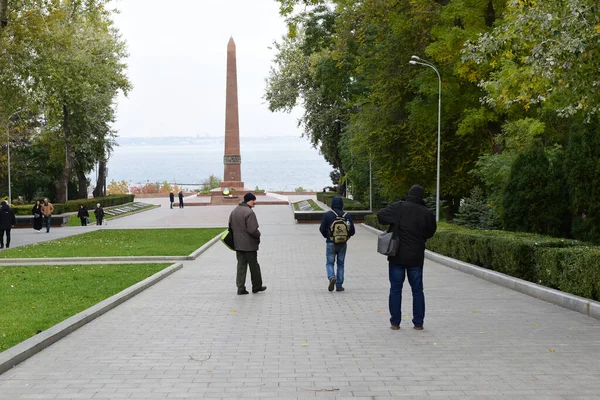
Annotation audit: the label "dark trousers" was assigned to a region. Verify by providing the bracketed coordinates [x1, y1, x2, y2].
[236, 251, 263, 291]
[44, 215, 51, 232]
[388, 263, 425, 328]
[0, 228, 10, 247]
[179, 198, 184, 208]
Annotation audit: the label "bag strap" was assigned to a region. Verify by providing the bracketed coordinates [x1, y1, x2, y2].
[332, 210, 347, 219]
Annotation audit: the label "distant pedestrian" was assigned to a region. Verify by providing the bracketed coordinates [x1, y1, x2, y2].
[169, 191, 175, 209]
[32, 200, 43, 232]
[77, 205, 89, 226]
[228, 192, 266, 295]
[94, 203, 105, 226]
[0, 201, 16, 249]
[377, 184, 437, 331]
[178, 190, 184, 208]
[41, 198, 54, 233]
[319, 196, 355, 292]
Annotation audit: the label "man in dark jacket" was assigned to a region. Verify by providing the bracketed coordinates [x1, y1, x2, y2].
[178, 191, 184, 208]
[0, 201, 17, 249]
[319, 196, 356, 292]
[377, 185, 437, 331]
[169, 191, 175, 209]
[228, 192, 266, 295]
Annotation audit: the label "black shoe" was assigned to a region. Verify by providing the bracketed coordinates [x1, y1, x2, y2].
[328, 277, 336, 292]
[336, 286, 345, 292]
[252, 286, 267, 293]
[237, 290, 249, 295]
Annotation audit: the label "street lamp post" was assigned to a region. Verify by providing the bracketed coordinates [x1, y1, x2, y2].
[6, 121, 11, 206]
[409, 55, 441, 222]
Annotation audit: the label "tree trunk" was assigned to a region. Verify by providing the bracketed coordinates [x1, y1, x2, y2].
[93, 160, 106, 198]
[55, 104, 73, 203]
[77, 170, 88, 199]
[337, 165, 346, 196]
[0, 0, 8, 31]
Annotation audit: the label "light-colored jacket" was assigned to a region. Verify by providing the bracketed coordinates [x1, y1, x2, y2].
[228, 202, 261, 251]
[41, 202, 54, 217]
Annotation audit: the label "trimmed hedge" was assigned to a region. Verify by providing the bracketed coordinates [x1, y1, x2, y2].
[316, 192, 366, 210]
[536, 247, 600, 300]
[364, 214, 388, 231]
[363, 219, 600, 301]
[11, 195, 135, 216]
[426, 223, 583, 283]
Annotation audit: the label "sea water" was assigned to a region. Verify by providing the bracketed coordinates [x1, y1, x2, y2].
[106, 136, 333, 191]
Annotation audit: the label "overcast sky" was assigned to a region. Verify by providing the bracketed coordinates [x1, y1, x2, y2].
[110, 0, 303, 138]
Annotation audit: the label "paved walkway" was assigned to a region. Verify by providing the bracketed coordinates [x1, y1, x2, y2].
[1, 199, 600, 399]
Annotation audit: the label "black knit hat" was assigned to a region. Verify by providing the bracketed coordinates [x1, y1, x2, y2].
[244, 192, 257, 203]
[408, 184, 425, 199]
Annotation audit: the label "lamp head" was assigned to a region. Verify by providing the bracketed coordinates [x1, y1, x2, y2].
[409, 61, 417, 65]
[411, 55, 420, 60]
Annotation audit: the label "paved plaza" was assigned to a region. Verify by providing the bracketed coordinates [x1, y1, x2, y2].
[1, 196, 600, 399]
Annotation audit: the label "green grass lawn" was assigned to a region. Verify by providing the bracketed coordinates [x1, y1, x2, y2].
[66, 203, 156, 227]
[0, 228, 225, 258]
[0, 263, 171, 352]
[293, 199, 323, 211]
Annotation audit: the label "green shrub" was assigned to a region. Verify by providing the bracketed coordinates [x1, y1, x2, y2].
[316, 192, 365, 210]
[536, 247, 600, 301]
[426, 223, 583, 282]
[502, 145, 570, 237]
[455, 186, 500, 230]
[12, 203, 64, 215]
[565, 120, 600, 244]
[364, 214, 388, 231]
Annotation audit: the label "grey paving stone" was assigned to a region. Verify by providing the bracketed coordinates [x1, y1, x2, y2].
[1, 204, 600, 399]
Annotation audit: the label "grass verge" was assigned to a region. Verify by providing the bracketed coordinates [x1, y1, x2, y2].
[0, 263, 171, 351]
[0, 228, 225, 258]
[293, 199, 323, 211]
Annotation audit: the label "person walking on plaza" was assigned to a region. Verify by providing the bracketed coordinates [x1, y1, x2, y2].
[32, 199, 43, 232]
[228, 192, 266, 295]
[319, 196, 355, 292]
[377, 184, 437, 331]
[41, 198, 54, 233]
[178, 190, 184, 208]
[77, 205, 89, 226]
[0, 201, 17, 249]
[169, 191, 175, 209]
[94, 203, 105, 226]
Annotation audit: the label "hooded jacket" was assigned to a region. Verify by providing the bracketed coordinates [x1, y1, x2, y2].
[229, 202, 261, 251]
[319, 196, 356, 243]
[377, 185, 437, 266]
[0, 203, 16, 230]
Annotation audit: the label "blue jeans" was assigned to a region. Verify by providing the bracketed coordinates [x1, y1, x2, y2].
[388, 263, 425, 327]
[326, 242, 346, 287]
[44, 215, 51, 232]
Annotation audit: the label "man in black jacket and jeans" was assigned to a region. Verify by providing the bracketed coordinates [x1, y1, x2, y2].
[0, 201, 17, 249]
[377, 185, 437, 331]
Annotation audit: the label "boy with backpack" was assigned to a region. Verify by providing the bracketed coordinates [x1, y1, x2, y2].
[319, 196, 355, 292]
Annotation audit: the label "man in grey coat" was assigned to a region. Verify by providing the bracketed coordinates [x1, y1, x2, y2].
[228, 193, 267, 295]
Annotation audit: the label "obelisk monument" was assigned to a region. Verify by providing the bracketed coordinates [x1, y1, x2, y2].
[220, 37, 245, 190]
